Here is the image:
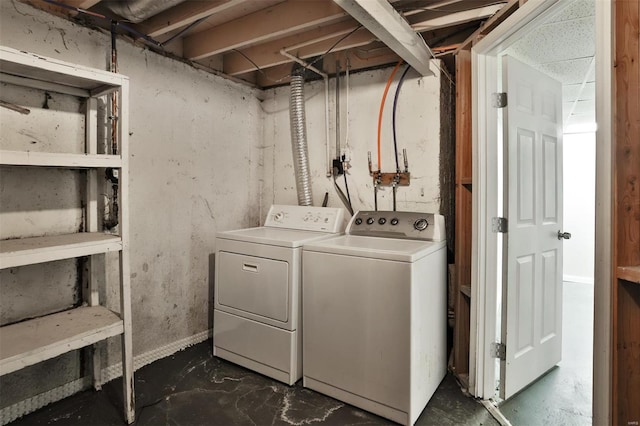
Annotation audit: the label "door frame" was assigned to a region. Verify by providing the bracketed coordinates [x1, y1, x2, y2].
[469, 0, 613, 423]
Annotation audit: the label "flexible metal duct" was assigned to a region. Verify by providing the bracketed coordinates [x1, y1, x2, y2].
[103, 0, 184, 23]
[289, 74, 314, 206]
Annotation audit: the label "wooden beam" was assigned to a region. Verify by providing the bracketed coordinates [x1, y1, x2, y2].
[21, 0, 72, 17]
[252, 46, 399, 88]
[62, 0, 101, 9]
[454, 0, 520, 54]
[224, 22, 371, 75]
[135, 0, 246, 38]
[409, 4, 504, 32]
[225, 3, 490, 76]
[333, 0, 433, 76]
[453, 48, 472, 377]
[183, 0, 347, 60]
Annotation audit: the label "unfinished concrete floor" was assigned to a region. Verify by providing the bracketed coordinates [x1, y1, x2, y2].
[499, 281, 593, 425]
[11, 341, 497, 426]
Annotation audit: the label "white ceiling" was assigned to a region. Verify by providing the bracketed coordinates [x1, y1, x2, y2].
[504, 0, 595, 130]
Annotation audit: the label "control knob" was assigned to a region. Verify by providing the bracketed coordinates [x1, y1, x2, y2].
[414, 218, 429, 231]
[354, 218, 363, 225]
[366, 217, 375, 225]
[378, 217, 386, 225]
[390, 218, 399, 226]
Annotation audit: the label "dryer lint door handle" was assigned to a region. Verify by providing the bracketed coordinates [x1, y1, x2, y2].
[242, 263, 259, 273]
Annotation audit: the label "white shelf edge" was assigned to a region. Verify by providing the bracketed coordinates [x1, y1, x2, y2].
[0, 150, 122, 168]
[0, 46, 127, 90]
[0, 306, 123, 376]
[0, 233, 122, 269]
[0, 72, 90, 98]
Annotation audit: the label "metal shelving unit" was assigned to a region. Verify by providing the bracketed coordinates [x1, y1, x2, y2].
[0, 46, 134, 424]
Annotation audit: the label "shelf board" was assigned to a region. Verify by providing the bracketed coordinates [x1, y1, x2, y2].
[618, 266, 640, 284]
[0, 306, 123, 376]
[1, 46, 125, 95]
[0, 233, 122, 269]
[0, 150, 121, 168]
[460, 285, 472, 298]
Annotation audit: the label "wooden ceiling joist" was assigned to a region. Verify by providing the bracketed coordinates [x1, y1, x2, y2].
[135, 0, 246, 38]
[333, 0, 434, 76]
[410, 4, 505, 32]
[223, 21, 369, 75]
[252, 46, 400, 87]
[183, 0, 347, 61]
[224, 1, 497, 77]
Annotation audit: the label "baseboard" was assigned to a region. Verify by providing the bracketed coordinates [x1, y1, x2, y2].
[563, 274, 594, 285]
[0, 330, 212, 425]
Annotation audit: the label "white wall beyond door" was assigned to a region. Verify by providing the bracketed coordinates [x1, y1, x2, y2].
[563, 131, 595, 284]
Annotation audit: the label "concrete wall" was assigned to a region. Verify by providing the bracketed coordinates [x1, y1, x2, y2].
[0, 0, 448, 415]
[0, 0, 263, 409]
[261, 66, 443, 215]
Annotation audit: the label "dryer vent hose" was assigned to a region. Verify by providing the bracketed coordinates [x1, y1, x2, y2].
[289, 74, 313, 206]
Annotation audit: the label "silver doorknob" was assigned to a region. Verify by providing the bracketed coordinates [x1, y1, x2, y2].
[557, 231, 571, 240]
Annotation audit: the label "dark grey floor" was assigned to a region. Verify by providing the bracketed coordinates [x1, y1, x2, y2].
[11, 341, 497, 426]
[499, 281, 593, 426]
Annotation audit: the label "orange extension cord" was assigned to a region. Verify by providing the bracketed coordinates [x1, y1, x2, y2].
[377, 60, 403, 171]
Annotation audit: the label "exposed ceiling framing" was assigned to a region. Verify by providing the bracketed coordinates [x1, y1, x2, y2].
[21, 0, 511, 88]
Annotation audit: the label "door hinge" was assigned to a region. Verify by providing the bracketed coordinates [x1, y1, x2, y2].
[491, 342, 506, 360]
[492, 92, 507, 108]
[492, 217, 508, 233]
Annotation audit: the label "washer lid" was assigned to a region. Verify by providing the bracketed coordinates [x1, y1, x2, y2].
[217, 226, 339, 248]
[302, 235, 446, 262]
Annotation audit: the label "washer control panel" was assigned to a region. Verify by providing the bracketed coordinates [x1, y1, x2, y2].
[264, 205, 345, 233]
[347, 211, 445, 241]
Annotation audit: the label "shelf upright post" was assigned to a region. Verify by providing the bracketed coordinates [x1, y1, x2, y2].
[117, 80, 135, 424]
[84, 96, 103, 390]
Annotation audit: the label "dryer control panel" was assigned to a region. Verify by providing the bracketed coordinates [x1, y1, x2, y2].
[347, 211, 445, 241]
[264, 205, 345, 233]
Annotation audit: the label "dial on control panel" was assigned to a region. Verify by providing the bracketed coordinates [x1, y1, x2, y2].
[378, 218, 386, 225]
[390, 218, 399, 226]
[366, 217, 375, 225]
[414, 218, 429, 231]
[355, 218, 363, 225]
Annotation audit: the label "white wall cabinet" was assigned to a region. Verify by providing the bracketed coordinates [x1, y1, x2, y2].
[0, 46, 134, 424]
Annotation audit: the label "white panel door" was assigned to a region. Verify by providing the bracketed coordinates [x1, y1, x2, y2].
[500, 55, 564, 399]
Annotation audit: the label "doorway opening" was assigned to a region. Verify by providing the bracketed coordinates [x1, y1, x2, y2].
[470, 0, 598, 424]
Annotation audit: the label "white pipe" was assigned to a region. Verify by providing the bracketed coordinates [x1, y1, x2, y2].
[279, 49, 332, 177]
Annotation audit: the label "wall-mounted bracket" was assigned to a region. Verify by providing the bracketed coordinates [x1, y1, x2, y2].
[371, 171, 411, 187]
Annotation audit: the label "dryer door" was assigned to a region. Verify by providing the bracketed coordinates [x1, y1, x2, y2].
[217, 251, 289, 322]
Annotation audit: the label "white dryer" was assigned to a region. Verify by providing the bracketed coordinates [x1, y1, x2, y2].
[302, 211, 447, 426]
[214, 205, 344, 385]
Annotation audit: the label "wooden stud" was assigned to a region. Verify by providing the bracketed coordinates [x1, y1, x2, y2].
[453, 48, 472, 376]
[613, 0, 640, 424]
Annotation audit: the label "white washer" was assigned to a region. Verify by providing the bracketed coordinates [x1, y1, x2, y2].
[302, 211, 447, 426]
[214, 205, 344, 385]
